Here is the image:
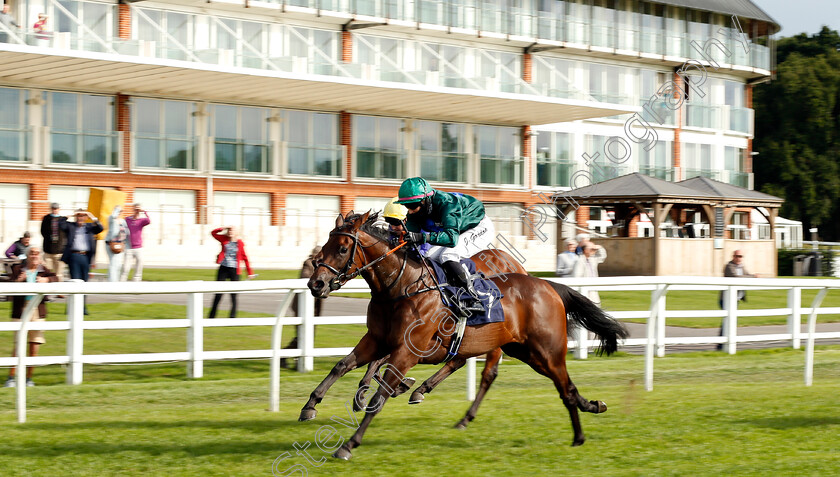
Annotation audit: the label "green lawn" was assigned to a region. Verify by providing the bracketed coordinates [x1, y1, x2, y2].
[1, 348, 838, 476]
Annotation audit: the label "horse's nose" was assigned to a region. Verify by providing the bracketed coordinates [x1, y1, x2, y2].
[311, 279, 325, 292]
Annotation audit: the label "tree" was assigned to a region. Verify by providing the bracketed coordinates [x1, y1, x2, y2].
[753, 27, 840, 239]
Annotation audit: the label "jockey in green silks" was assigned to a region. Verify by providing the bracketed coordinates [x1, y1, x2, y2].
[395, 177, 496, 313]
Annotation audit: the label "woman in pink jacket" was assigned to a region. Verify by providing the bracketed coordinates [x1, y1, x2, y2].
[208, 226, 255, 318]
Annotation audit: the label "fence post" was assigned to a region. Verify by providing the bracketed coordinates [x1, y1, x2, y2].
[297, 290, 315, 373]
[574, 287, 588, 359]
[466, 356, 476, 401]
[725, 286, 738, 354]
[645, 284, 667, 391]
[17, 294, 43, 424]
[788, 287, 801, 349]
[270, 291, 295, 412]
[805, 287, 829, 386]
[656, 291, 667, 357]
[187, 292, 204, 378]
[66, 289, 84, 385]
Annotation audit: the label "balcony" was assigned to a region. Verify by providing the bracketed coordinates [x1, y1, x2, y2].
[287, 144, 343, 177]
[50, 130, 120, 168]
[0, 126, 30, 163]
[727, 107, 754, 135]
[722, 170, 752, 188]
[683, 169, 720, 181]
[590, 164, 629, 183]
[356, 148, 406, 180]
[479, 155, 524, 186]
[684, 104, 721, 129]
[213, 140, 272, 174]
[639, 166, 674, 181]
[419, 151, 467, 183]
[536, 160, 575, 187]
[134, 135, 197, 170]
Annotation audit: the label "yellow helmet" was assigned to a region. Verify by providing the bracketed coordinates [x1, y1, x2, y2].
[383, 197, 407, 222]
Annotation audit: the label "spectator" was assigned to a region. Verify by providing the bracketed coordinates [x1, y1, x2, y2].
[40, 202, 67, 276]
[283, 246, 324, 369]
[32, 13, 49, 45]
[575, 233, 591, 255]
[556, 238, 579, 277]
[572, 242, 607, 306]
[121, 203, 150, 281]
[4, 247, 59, 387]
[5, 231, 31, 259]
[208, 226, 255, 319]
[0, 4, 20, 43]
[60, 209, 103, 315]
[718, 250, 758, 348]
[105, 205, 130, 282]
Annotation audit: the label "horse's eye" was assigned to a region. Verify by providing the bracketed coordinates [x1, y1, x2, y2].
[340, 246, 348, 254]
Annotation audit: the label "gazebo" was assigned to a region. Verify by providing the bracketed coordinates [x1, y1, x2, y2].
[552, 173, 784, 276]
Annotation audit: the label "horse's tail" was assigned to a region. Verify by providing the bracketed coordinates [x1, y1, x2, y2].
[547, 280, 629, 356]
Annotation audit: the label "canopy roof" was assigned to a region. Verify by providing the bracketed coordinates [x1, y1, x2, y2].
[648, 0, 780, 35]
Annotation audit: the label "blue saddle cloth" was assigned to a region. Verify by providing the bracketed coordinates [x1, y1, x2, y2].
[428, 258, 505, 326]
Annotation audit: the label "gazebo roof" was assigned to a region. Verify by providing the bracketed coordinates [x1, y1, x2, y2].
[552, 173, 719, 205]
[678, 176, 784, 206]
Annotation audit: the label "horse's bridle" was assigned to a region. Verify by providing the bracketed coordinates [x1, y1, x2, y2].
[314, 229, 408, 292]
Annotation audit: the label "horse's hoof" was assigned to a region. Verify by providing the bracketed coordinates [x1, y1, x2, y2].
[332, 447, 352, 460]
[393, 377, 416, 396]
[595, 400, 607, 413]
[352, 398, 365, 413]
[572, 437, 586, 447]
[408, 390, 425, 404]
[454, 420, 468, 430]
[298, 409, 318, 421]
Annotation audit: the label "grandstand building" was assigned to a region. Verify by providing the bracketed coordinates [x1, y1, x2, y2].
[0, 0, 778, 268]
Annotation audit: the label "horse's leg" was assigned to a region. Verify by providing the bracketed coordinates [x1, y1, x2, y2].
[352, 356, 388, 412]
[333, 348, 419, 460]
[299, 332, 382, 421]
[454, 347, 502, 430]
[408, 357, 467, 404]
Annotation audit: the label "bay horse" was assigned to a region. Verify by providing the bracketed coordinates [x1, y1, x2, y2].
[299, 218, 528, 428]
[309, 212, 628, 459]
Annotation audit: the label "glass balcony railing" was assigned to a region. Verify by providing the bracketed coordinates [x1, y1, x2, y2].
[683, 168, 720, 181]
[50, 130, 120, 167]
[214, 140, 272, 174]
[639, 31, 662, 54]
[419, 151, 467, 183]
[727, 107, 753, 134]
[752, 44, 771, 71]
[536, 160, 575, 187]
[287, 143, 343, 177]
[356, 148, 406, 180]
[0, 126, 30, 163]
[639, 166, 674, 181]
[684, 104, 721, 129]
[590, 164, 629, 183]
[723, 170, 750, 188]
[135, 135, 197, 170]
[480, 155, 524, 186]
[639, 98, 677, 127]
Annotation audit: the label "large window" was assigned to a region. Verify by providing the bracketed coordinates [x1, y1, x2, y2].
[355, 116, 405, 180]
[535, 131, 573, 187]
[210, 104, 271, 174]
[476, 125, 521, 185]
[682, 143, 714, 179]
[725, 80, 750, 133]
[134, 98, 196, 170]
[586, 134, 628, 182]
[639, 140, 672, 180]
[417, 121, 466, 183]
[285, 110, 340, 177]
[725, 146, 748, 187]
[0, 88, 29, 162]
[48, 92, 117, 166]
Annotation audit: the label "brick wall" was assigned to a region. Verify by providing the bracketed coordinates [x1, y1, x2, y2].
[340, 111, 352, 181]
[745, 84, 753, 174]
[673, 71, 683, 179]
[270, 192, 285, 226]
[575, 206, 590, 229]
[116, 94, 131, 171]
[522, 52, 532, 83]
[342, 30, 352, 63]
[118, 3, 130, 40]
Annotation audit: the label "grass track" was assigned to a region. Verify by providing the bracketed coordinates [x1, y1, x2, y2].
[1, 348, 840, 476]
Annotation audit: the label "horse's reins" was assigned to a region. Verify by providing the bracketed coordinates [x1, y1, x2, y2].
[315, 229, 410, 291]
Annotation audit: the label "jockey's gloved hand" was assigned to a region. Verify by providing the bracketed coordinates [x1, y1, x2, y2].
[405, 231, 427, 245]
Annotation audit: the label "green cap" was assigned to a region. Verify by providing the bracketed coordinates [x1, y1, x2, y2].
[395, 177, 433, 204]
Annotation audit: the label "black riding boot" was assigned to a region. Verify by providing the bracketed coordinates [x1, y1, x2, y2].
[442, 260, 485, 315]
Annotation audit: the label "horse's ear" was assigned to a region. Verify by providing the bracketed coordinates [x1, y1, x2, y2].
[346, 210, 355, 219]
[358, 211, 370, 228]
[335, 214, 344, 228]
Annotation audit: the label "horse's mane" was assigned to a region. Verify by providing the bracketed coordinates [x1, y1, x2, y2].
[341, 211, 422, 264]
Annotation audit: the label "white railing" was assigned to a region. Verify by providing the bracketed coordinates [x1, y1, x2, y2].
[4, 276, 840, 423]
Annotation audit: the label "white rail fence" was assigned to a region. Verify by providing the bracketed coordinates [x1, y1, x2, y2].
[3, 277, 840, 423]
